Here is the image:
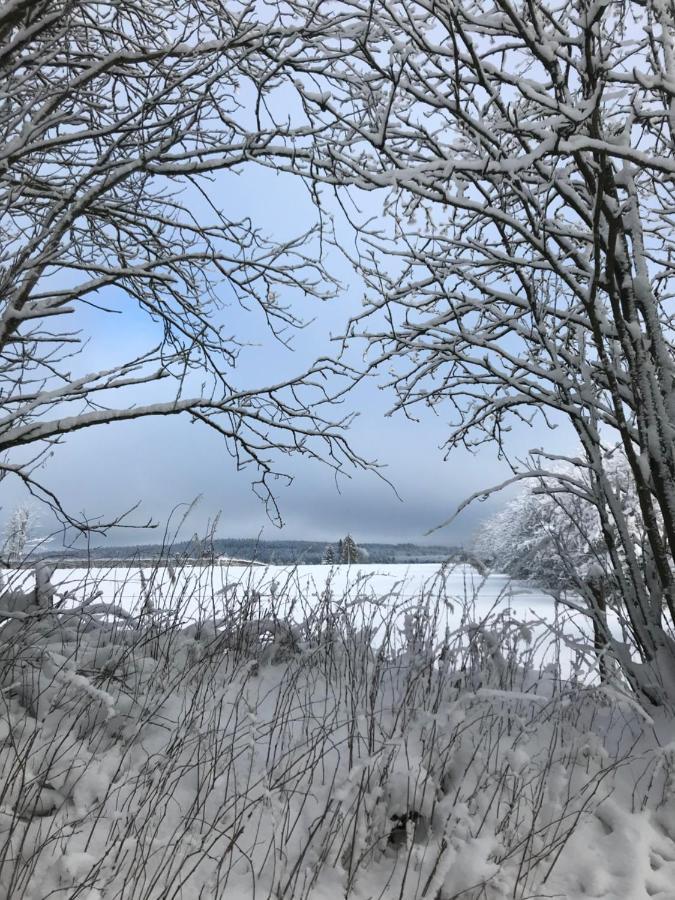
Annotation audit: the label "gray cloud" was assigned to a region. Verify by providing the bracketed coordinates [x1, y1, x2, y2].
[4, 384, 576, 550]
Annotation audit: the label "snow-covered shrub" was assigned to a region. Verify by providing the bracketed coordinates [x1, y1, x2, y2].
[0, 560, 668, 900]
[474, 454, 641, 593]
[473, 455, 675, 699]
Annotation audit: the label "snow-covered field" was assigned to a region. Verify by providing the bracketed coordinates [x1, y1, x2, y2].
[0, 562, 673, 899]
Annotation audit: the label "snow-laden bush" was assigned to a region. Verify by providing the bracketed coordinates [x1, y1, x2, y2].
[474, 455, 641, 592]
[473, 455, 675, 696]
[0, 562, 670, 899]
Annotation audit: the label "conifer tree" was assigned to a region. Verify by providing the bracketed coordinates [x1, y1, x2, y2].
[341, 534, 360, 564]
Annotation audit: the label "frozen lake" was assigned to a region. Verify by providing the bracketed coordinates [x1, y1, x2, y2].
[44, 561, 553, 623]
[4, 562, 604, 680]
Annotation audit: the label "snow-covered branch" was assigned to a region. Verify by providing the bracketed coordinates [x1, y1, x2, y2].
[0, 0, 369, 529]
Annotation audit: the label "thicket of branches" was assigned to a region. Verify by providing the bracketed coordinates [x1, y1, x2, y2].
[269, 0, 675, 704]
[0, 0, 368, 530]
[3, 0, 675, 705]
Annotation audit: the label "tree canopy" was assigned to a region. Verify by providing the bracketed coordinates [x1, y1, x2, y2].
[3, 0, 675, 701]
[0, 0, 367, 530]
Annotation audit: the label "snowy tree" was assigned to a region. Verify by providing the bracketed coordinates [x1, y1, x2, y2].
[475, 455, 640, 590]
[340, 534, 361, 564]
[277, 0, 675, 703]
[5, 0, 675, 703]
[0, 0, 366, 531]
[3, 506, 34, 565]
[323, 544, 335, 564]
[475, 454, 643, 681]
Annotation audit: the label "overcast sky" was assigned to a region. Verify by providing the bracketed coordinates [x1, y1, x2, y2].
[3, 167, 578, 550]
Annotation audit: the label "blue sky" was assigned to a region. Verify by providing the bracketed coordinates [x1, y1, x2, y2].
[2, 166, 578, 549]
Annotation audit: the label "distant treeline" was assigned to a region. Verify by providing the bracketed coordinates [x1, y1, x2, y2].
[42, 538, 461, 566]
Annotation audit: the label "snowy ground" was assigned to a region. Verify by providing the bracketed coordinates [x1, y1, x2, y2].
[0, 562, 673, 899]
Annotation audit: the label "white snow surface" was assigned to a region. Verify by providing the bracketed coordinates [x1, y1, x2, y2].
[0, 562, 673, 899]
[33, 563, 605, 672]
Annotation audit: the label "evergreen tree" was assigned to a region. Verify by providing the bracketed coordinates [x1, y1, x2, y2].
[340, 534, 360, 564]
[323, 545, 335, 564]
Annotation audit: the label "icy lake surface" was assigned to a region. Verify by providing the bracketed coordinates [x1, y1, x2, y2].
[51, 562, 548, 619]
[25, 562, 603, 678]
